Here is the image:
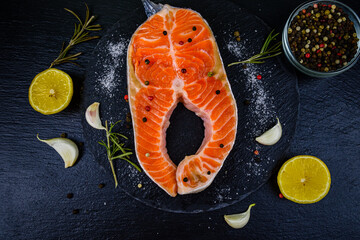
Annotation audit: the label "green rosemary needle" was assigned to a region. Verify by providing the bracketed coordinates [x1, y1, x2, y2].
[49, 3, 101, 68]
[228, 30, 282, 66]
[98, 120, 141, 188]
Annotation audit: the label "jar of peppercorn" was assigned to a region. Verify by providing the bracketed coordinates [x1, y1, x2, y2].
[282, 0, 360, 77]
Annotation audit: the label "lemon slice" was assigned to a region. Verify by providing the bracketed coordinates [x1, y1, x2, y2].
[29, 68, 73, 115]
[277, 155, 331, 204]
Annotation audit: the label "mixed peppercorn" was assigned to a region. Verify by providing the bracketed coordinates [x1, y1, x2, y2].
[288, 3, 359, 72]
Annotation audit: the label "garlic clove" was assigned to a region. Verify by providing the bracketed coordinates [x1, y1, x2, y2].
[255, 117, 282, 145]
[37, 134, 79, 168]
[224, 203, 255, 229]
[85, 102, 106, 130]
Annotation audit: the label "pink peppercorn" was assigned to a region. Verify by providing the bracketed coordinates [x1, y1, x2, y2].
[145, 106, 151, 111]
[179, 41, 184, 45]
[256, 74, 262, 80]
[305, 53, 311, 58]
[148, 96, 154, 101]
[279, 193, 284, 198]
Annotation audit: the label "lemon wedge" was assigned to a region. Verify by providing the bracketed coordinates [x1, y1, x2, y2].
[37, 134, 79, 168]
[277, 155, 331, 204]
[224, 203, 255, 229]
[29, 68, 73, 115]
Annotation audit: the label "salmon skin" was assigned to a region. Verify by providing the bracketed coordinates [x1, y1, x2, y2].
[127, 2, 238, 197]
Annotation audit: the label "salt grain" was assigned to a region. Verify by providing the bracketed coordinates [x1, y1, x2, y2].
[96, 38, 128, 98]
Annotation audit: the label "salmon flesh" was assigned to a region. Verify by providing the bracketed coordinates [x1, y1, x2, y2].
[127, 4, 238, 197]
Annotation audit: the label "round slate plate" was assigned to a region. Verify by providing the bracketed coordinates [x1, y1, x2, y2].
[82, 0, 299, 213]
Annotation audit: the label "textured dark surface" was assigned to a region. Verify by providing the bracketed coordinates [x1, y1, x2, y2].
[83, 0, 299, 213]
[0, 0, 360, 239]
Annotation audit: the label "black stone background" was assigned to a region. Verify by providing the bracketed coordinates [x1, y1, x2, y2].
[0, 0, 359, 239]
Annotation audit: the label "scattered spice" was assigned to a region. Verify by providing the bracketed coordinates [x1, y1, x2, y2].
[145, 153, 150, 157]
[98, 183, 105, 189]
[72, 209, 80, 214]
[215, 90, 220, 95]
[243, 99, 251, 105]
[207, 171, 211, 175]
[138, 183, 142, 188]
[254, 150, 259, 155]
[144, 81, 149, 85]
[181, 68, 187, 73]
[183, 177, 188, 182]
[124, 95, 128, 101]
[67, 193, 74, 199]
[179, 41, 184, 45]
[60, 133, 67, 138]
[126, 113, 131, 122]
[145, 106, 151, 111]
[207, 71, 214, 77]
[148, 96, 154, 101]
[163, 31, 167, 35]
[145, 59, 150, 64]
[279, 193, 284, 198]
[256, 74, 262, 80]
[142, 117, 147, 122]
[288, 3, 359, 71]
[188, 38, 192, 42]
[233, 31, 240, 37]
[236, 37, 241, 42]
[220, 144, 224, 148]
[192, 26, 197, 31]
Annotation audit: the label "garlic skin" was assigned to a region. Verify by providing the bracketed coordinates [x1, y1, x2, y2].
[255, 117, 282, 145]
[37, 134, 79, 168]
[85, 102, 105, 130]
[224, 203, 255, 229]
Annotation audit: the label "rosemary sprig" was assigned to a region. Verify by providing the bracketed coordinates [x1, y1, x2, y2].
[98, 120, 141, 188]
[228, 30, 282, 66]
[49, 3, 101, 68]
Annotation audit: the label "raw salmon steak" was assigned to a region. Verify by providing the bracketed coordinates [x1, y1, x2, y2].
[127, 4, 238, 197]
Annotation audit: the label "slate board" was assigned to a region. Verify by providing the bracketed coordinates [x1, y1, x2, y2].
[82, 0, 299, 213]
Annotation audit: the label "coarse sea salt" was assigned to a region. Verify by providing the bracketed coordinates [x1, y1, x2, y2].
[96, 39, 128, 98]
[227, 36, 276, 137]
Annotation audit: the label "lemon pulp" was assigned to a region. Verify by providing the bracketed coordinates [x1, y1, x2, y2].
[277, 155, 331, 204]
[29, 68, 73, 115]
